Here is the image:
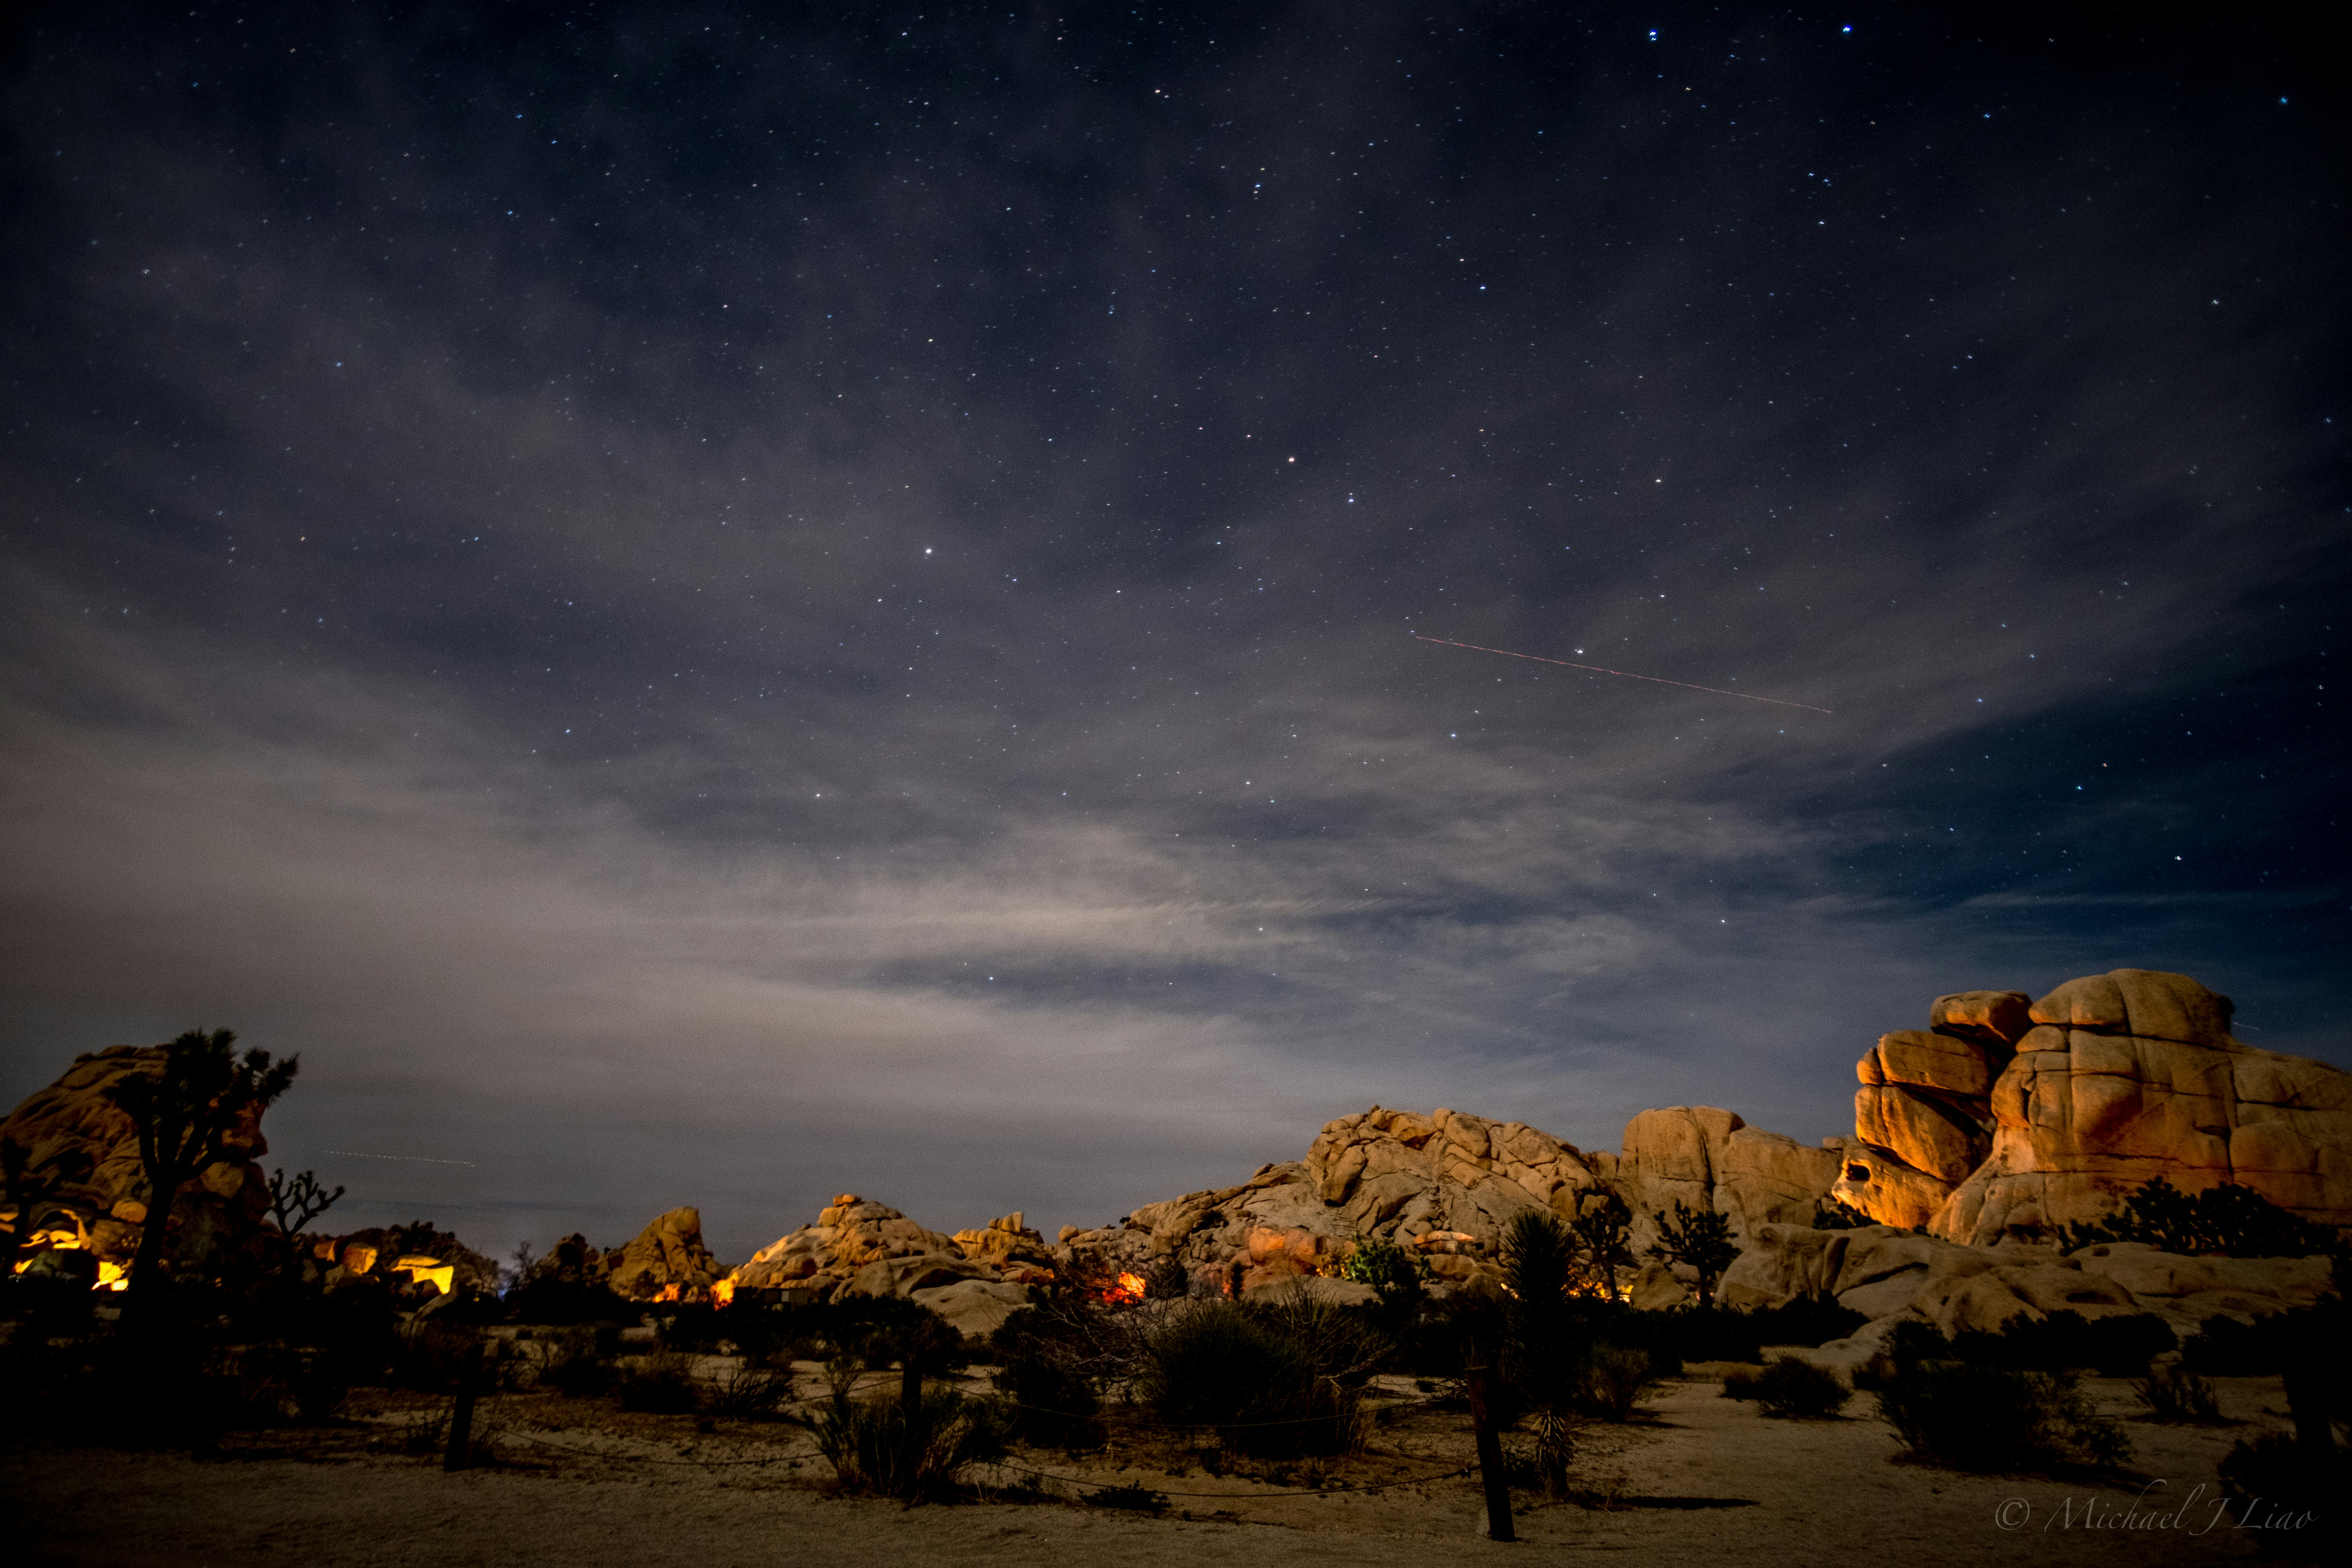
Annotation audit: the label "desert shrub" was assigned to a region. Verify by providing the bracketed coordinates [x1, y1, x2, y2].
[1340, 1233, 1431, 1334]
[1135, 1297, 1376, 1458]
[828, 1295, 968, 1376]
[703, 1359, 795, 1419]
[1876, 1362, 2131, 1472]
[1578, 1344, 1661, 1422]
[540, 1325, 619, 1397]
[2133, 1365, 2224, 1424]
[1720, 1366, 1762, 1400]
[718, 1302, 821, 1365]
[616, 1349, 701, 1413]
[657, 1303, 727, 1352]
[2182, 1314, 2278, 1376]
[2061, 1177, 2337, 1259]
[1751, 1357, 1849, 1419]
[1813, 1197, 1874, 1230]
[808, 1385, 1009, 1502]
[2217, 1433, 2341, 1553]
[994, 1353, 1100, 1448]
[1949, 1310, 2176, 1377]
[1599, 1298, 1867, 1369]
[387, 1321, 481, 1392]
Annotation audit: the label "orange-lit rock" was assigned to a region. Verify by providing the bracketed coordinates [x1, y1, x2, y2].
[1837, 969, 2352, 1244]
[606, 1206, 728, 1301]
[0, 1043, 274, 1281]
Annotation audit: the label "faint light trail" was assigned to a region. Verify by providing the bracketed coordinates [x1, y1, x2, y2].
[1413, 634, 1833, 714]
[324, 1150, 478, 1166]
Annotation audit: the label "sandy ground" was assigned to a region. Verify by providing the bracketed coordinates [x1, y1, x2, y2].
[7, 1372, 2314, 1566]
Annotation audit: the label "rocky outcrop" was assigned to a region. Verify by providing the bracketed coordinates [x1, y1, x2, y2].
[910, 1279, 1033, 1338]
[728, 1194, 978, 1301]
[325, 1221, 500, 1300]
[1720, 1221, 2334, 1338]
[1057, 1102, 1843, 1300]
[1833, 970, 2352, 1244]
[1617, 1107, 1844, 1250]
[606, 1207, 728, 1301]
[0, 1044, 273, 1278]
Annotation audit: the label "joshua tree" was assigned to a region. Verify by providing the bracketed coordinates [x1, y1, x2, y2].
[107, 1028, 298, 1319]
[1499, 1210, 1582, 1497]
[1567, 1189, 1635, 1297]
[265, 1167, 345, 1275]
[1646, 1200, 1739, 1308]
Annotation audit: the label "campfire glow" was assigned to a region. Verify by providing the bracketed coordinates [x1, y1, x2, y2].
[1111, 1270, 1147, 1303]
[7, 1229, 130, 1289]
[388, 1255, 455, 1295]
[709, 1277, 736, 1307]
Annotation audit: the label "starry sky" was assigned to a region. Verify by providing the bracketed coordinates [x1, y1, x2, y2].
[2, 4, 2343, 1263]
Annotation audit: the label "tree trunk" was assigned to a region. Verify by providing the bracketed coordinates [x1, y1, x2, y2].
[122, 1169, 185, 1328]
[1466, 1363, 1515, 1542]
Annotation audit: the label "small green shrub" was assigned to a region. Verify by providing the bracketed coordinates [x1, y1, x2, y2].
[1751, 1358, 1849, 1419]
[809, 1385, 1009, 1502]
[2132, 1365, 2224, 1424]
[1876, 1362, 2131, 1472]
[617, 1349, 700, 1413]
[1578, 1344, 1660, 1422]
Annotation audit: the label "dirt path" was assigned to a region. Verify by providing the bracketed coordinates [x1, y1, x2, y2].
[8, 1376, 2305, 1565]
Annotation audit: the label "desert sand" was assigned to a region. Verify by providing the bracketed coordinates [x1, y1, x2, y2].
[11, 1371, 2299, 1566]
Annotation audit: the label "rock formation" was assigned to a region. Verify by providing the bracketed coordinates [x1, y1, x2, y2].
[728, 1194, 1004, 1301]
[1833, 969, 2352, 1244]
[0, 1044, 273, 1279]
[606, 1207, 728, 1301]
[1721, 1221, 2335, 1338]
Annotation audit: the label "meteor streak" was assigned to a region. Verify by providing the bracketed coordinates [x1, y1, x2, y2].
[1413, 635, 1833, 714]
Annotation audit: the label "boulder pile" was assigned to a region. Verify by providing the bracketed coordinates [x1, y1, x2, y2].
[728, 1194, 1007, 1301]
[0, 1044, 273, 1281]
[1833, 969, 2352, 1244]
[1721, 1221, 2335, 1338]
[606, 1207, 728, 1301]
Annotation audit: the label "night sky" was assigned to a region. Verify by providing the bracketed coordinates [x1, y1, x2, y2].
[3, 5, 2343, 1263]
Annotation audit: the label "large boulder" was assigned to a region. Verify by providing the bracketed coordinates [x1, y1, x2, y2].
[726, 1194, 965, 1301]
[606, 1207, 728, 1301]
[1617, 1107, 1843, 1249]
[0, 1044, 275, 1282]
[1715, 1223, 2332, 1338]
[910, 1279, 1032, 1338]
[1832, 970, 2352, 1245]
